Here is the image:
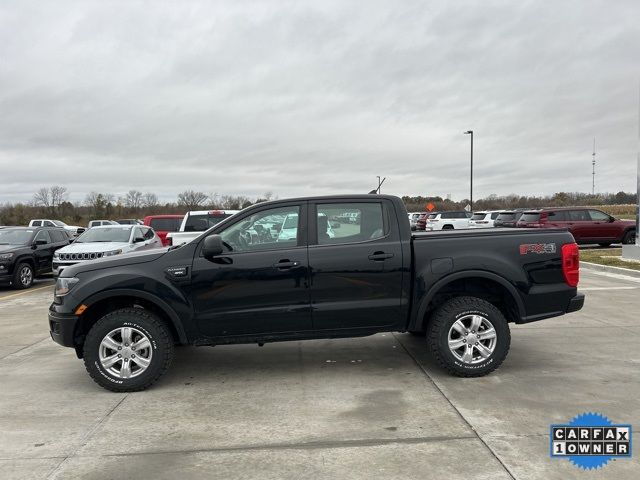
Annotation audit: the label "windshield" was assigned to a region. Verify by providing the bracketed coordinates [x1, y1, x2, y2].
[52, 220, 67, 227]
[0, 229, 34, 245]
[75, 227, 131, 243]
[471, 213, 487, 220]
[184, 213, 234, 232]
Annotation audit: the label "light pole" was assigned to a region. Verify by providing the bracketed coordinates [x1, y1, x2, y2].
[464, 130, 474, 211]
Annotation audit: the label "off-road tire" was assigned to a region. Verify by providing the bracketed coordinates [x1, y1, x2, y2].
[83, 308, 174, 392]
[426, 296, 510, 377]
[12, 262, 33, 289]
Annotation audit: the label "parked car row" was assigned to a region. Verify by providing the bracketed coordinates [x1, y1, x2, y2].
[410, 207, 635, 246]
[0, 222, 165, 290]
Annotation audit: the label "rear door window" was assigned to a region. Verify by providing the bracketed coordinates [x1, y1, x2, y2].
[316, 203, 385, 245]
[49, 230, 67, 243]
[568, 210, 590, 221]
[548, 211, 568, 221]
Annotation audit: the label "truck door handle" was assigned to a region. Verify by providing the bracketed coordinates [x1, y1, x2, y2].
[368, 252, 394, 261]
[273, 260, 300, 269]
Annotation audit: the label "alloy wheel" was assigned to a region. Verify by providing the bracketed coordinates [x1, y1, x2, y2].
[99, 327, 153, 379]
[447, 314, 497, 364]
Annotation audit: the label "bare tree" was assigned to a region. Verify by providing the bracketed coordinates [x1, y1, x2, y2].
[50, 186, 68, 210]
[142, 192, 159, 208]
[125, 190, 143, 210]
[84, 191, 109, 217]
[33, 187, 52, 209]
[177, 190, 208, 210]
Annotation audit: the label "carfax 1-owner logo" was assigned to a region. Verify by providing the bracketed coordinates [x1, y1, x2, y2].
[550, 413, 632, 470]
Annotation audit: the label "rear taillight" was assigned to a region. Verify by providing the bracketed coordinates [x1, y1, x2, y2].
[561, 243, 579, 287]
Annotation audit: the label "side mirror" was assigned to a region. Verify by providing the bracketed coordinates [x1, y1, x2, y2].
[203, 234, 224, 257]
[134, 237, 145, 243]
[608, 216, 616, 223]
[34, 239, 47, 246]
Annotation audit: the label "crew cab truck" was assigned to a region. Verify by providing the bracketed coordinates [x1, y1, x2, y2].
[49, 195, 584, 392]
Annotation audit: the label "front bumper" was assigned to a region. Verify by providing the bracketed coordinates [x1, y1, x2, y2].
[48, 310, 79, 347]
[0, 263, 13, 283]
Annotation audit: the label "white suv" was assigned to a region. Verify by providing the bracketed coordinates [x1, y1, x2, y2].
[425, 211, 471, 230]
[469, 211, 503, 228]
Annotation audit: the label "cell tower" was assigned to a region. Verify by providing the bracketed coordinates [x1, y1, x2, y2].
[591, 138, 596, 195]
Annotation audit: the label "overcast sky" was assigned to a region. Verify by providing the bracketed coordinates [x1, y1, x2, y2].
[1, 0, 638, 204]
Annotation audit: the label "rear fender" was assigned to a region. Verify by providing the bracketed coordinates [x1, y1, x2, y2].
[412, 270, 526, 331]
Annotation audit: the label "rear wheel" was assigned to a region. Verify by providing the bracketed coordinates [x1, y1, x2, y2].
[12, 262, 33, 289]
[622, 230, 636, 245]
[426, 296, 510, 377]
[83, 308, 174, 392]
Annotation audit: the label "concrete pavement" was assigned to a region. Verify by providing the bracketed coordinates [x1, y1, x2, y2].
[0, 270, 638, 479]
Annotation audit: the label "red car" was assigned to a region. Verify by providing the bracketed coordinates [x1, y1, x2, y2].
[516, 207, 636, 246]
[415, 212, 436, 231]
[143, 215, 183, 246]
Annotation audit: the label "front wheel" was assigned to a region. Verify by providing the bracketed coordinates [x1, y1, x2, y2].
[83, 308, 174, 392]
[426, 296, 510, 377]
[12, 262, 34, 289]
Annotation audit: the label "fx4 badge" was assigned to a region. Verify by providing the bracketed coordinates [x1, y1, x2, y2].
[520, 243, 556, 255]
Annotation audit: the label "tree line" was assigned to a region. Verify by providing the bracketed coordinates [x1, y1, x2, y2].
[0, 186, 274, 226]
[402, 191, 638, 213]
[0, 187, 636, 226]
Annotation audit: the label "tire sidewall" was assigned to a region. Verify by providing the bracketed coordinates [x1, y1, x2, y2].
[438, 306, 509, 374]
[85, 312, 167, 390]
[13, 263, 33, 289]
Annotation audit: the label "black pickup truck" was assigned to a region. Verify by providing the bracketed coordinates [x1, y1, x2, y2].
[49, 195, 584, 392]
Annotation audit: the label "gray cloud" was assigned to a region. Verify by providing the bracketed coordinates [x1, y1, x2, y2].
[1, 0, 638, 204]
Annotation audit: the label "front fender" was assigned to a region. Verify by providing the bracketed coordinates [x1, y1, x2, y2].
[79, 288, 189, 343]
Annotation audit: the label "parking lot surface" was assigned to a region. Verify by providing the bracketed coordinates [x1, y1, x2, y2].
[0, 270, 638, 479]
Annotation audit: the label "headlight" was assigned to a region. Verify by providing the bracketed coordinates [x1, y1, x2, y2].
[0, 252, 14, 260]
[104, 249, 122, 257]
[53, 252, 60, 259]
[55, 277, 80, 297]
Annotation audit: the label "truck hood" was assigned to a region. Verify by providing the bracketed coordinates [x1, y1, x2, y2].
[60, 248, 168, 277]
[58, 242, 131, 254]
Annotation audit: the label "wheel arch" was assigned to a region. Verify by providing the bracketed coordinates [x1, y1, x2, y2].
[73, 289, 188, 354]
[413, 271, 525, 332]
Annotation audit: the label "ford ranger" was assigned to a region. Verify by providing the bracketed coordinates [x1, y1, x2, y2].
[49, 195, 584, 392]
